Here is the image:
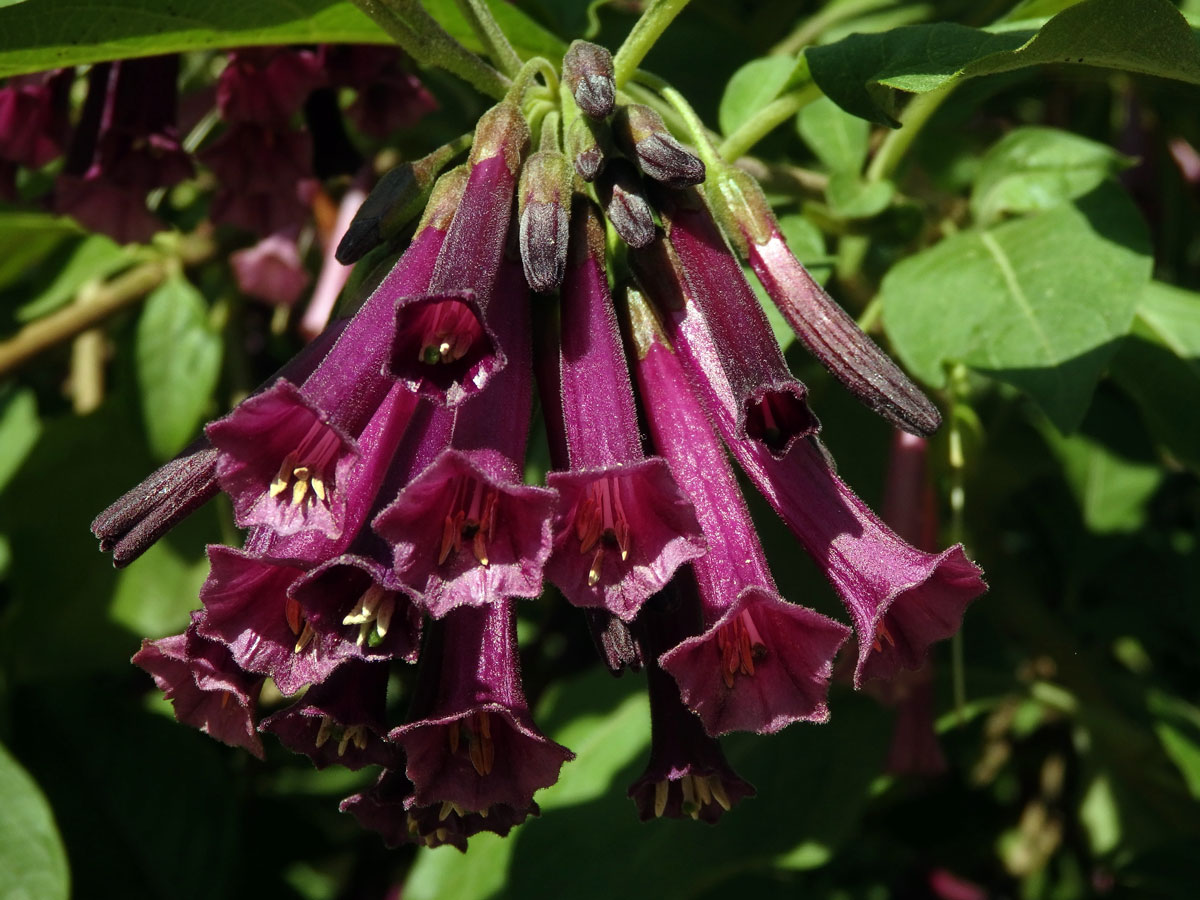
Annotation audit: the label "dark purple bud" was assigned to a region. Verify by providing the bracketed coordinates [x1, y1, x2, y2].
[518, 151, 572, 293]
[613, 104, 704, 187]
[596, 158, 656, 248]
[563, 40, 616, 119]
[566, 115, 608, 182]
[583, 608, 643, 674]
[336, 136, 470, 265]
[712, 167, 941, 437]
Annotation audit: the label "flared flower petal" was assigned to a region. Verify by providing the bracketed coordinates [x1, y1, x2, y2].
[374, 449, 556, 618]
[132, 618, 264, 758]
[390, 601, 573, 814]
[259, 660, 397, 770]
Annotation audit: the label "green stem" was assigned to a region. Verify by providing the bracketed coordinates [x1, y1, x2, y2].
[453, 0, 523, 77]
[865, 83, 953, 183]
[947, 362, 970, 723]
[717, 82, 822, 161]
[612, 0, 693, 88]
[353, 0, 510, 99]
[659, 86, 721, 169]
[770, 0, 895, 55]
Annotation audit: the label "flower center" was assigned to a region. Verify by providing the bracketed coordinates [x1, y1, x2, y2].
[715, 610, 767, 688]
[871, 620, 897, 653]
[285, 595, 317, 653]
[652, 774, 734, 819]
[574, 477, 631, 587]
[315, 716, 370, 757]
[447, 710, 496, 776]
[416, 300, 483, 365]
[268, 420, 341, 508]
[342, 584, 396, 647]
[438, 476, 499, 567]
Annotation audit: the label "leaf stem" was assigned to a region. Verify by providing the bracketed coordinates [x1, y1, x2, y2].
[352, 0, 510, 99]
[453, 0, 523, 77]
[612, 0, 693, 88]
[0, 230, 216, 377]
[770, 0, 896, 56]
[717, 82, 822, 161]
[865, 83, 953, 183]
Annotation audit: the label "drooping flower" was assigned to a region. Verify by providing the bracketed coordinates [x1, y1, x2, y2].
[132, 613, 265, 758]
[544, 197, 704, 622]
[389, 600, 573, 815]
[321, 44, 438, 138]
[216, 48, 323, 125]
[230, 233, 312, 307]
[0, 69, 72, 170]
[627, 286, 851, 736]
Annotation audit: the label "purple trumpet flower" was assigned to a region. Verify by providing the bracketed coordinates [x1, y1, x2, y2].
[230, 233, 311, 307]
[201, 122, 314, 236]
[132, 613, 264, 758]
[390, 102, 529, 406]
[709, 405, 985, 687]
[711, 167, 940, 437]
[320, 45, 438, 138]
[545, 198, 704, 622]
[627, 287, 851, 736]
[216, 48, 323, 125]
[376, 258, 556, 618]
[390, 600, 573, 816]
[259, 660, 397, 770]
[628, 583, 755, 822]
[206, 176, 455, 539]
[632, 191, 818, 458]
[0, 70, 72, 169]
[341, 768, 536, 851]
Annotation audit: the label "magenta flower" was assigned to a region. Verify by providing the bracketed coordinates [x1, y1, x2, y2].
[230, 233, 311, 307]
[390, 600, 573, 815]
[545, 198, 703, 622]
[321, 45, 437, 138]
[216, 48, 323, 125]
[132, 613, 264, 758]
[629, 288, 851, 735]
[0, 70, 71, 169]
[201, 122, 314, 236]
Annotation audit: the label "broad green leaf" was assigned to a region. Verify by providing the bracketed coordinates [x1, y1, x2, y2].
[1149, 692, 1200, 800]
[826, 170, 895, 218]
[997, 0, 1087, 22]
[136, 274, 222, 459]
[1079, 772, 1121, 855]
[0, 741, 70, 900]
[971, 126, 1131, 226]
[109, 540, 211, 638]
[880, 183, 1152, 431]
[0, 0, 562, 79]
[719, 55, 803, 137]
[16, 233, 135, 322]
[1110, 282, 1200, 472]
[0, 210, 81, 287]
[0, 385, 39, 494]
[807, 0, 1200, 125]
[797, 95, 872, 173]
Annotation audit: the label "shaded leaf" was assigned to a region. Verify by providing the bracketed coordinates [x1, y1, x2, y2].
[109, 540, 211, 639]
[826, 170, 894, 218]
[880, 183, 1152, 430]
[0, 210, 80, 287]
[15, 233, 135, 322]
[0, 384, 39, 494]
[0, 741, 69, 900]
[796, 95, 871, 174]
[136, 274, 222, 459]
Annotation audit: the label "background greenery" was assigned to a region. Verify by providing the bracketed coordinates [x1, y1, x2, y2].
[2, 1, 1199, 897]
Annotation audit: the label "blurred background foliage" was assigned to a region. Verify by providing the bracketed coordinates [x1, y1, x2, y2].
[1, 0, 1199, 898]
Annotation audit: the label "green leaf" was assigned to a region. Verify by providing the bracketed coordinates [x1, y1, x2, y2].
[971, 126, 1131, 226]
[796, 95, 872, 174]
[136, 274, 222, 460]
[998, 0, 1087, 23]
[0, 210, 81, 287]
[880, 183, 1152, 431]
[1110, 282, 1200, 472]
[0, 741, 70, 900]
[15, 233, 135, 322]
[806, 0, 1200, 125]
[0, 0, 562, 79]
[109, 540, 211, 639]
[719, 55, 803, 137]
[826, 170, 895, 218]
[0, 385, 40, 495]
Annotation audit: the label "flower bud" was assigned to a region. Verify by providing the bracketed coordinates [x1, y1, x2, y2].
[566, 114, 608, 182]
[518, 150, 572, 292]
[613, 104, 704, 187]
[596, 158, 655, 249]
[562, 40, 616, 119]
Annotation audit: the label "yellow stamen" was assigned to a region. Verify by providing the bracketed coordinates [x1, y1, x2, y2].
[654, 780, 668, 818]
[291, 474, 309, 507]
[315, 715, 334, 749]
[710, 777, 732, 811]
[310, 475, 326, 502]
[294, 622, 316, 653]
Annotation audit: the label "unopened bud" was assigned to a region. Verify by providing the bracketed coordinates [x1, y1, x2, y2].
[336, 136, 469, 264]
[567, 115, 609, 182]
[562, 40, 616, 119]
[518, 150, 572, 292]
[469, 101, 531, 176]
[613, 104, 705, 187]
[597, 159, 655, 249]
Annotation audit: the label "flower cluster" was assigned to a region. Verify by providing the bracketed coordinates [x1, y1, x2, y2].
[93, 39, 985, 850]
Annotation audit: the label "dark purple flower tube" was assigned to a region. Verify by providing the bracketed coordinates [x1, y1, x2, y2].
[321, 45, 438, 138]
[545, 198, 703, 622]
[708, 407, 985, 687]
[627, 287, 851, 736]
[710, 168, 940, 437]
[376, 259, 556, 618]
[628, 583, 755, 822]
[201, 122, 313, 236]
[631, 195, 818, 458]
[340, 768, 536, 850]
[390, 600, 573, 815]
[132, 614, 265, 758]
[259, 660, 397, 770]
[390, 102, 529, 406]
[0, 70, 72, 168]
[216, 48, 323, 125]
